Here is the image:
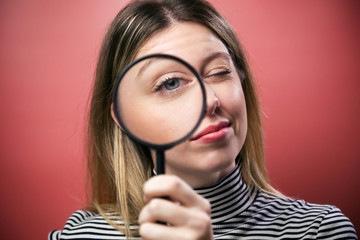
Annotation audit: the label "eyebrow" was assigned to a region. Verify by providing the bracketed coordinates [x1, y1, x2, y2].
[137, 51, 231, 78]
[137, 58, 156, 79]
[200, 52, 232, 75]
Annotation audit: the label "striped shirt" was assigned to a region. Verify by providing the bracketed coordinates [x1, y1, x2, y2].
[49, 165, 357, 239]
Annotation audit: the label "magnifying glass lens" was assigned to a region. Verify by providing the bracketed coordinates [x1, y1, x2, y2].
[115, 55, 204, 146]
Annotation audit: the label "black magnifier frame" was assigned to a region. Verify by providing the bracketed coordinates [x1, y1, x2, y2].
[112, 53, 207, 174]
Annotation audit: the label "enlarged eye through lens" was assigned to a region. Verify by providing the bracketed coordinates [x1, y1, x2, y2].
[114, 54, 206, 146]
[155, 77, 192, 95]
[164, 78, 180, 90]
[113, 54, 206, 174]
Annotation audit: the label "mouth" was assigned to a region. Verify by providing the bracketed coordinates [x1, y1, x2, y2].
[190, 120, 231, 143]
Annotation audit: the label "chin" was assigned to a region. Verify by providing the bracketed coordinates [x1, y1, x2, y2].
[198, 150, 237, 172]
[164, 136, 243, 176]
[167, 148, 238, 175]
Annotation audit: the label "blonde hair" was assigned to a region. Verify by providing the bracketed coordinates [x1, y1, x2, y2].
[87, 0, 278, 237]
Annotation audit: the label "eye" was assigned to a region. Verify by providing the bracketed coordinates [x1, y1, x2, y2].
[154, 76, 189, 95]
[205, 67, 232, 79]
[163, 78, 180, 90]
[212, 70, 231, 77]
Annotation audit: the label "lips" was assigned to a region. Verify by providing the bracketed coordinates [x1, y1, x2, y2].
[190, 120, 231, 142]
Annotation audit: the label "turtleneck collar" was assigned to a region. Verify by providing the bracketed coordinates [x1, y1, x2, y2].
[194, 164, 257, 223]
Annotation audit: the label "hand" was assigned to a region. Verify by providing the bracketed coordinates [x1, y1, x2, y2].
[138, 175, 213, 240]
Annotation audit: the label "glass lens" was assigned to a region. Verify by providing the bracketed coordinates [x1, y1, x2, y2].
[115, 55, 204, 145]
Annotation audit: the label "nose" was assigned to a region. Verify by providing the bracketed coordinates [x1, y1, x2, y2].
[204, 84, 220, 116]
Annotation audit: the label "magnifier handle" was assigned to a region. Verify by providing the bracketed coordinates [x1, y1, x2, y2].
[155, 150, 168, 224]
[156, 150, 165, 175]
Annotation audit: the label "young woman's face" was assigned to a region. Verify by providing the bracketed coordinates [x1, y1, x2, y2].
[135, 23, 247, 187]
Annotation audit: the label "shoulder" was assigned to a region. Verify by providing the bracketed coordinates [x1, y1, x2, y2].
[316, 206, 358, 239]
[48, 210, 140, 240]
[251, 190, 357, 239]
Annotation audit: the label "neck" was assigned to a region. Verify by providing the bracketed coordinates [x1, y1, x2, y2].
[194, 164, 257, 223]
[166, 163, 236, 188]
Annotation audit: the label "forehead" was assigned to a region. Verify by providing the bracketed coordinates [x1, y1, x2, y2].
[135, 22, 229, 65]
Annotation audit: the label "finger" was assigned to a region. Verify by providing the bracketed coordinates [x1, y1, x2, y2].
[139, 222, 173, 240]
[140, 222, 212, 240]
[139, 198, 188, 226]
[143, 175, 211, 213]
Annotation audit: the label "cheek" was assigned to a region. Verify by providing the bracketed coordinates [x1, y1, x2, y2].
[217, 81, 246, 120]
[121, 99, 201, 145]
[216, 81, 248, 145]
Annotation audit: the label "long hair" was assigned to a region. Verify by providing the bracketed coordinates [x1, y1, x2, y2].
[87, 0, 278, 237]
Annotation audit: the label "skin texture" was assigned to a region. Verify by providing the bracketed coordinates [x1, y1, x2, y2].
[136, 22, 248, 188]
[116, 56, 205, 145]
[113, 22, 248, 240]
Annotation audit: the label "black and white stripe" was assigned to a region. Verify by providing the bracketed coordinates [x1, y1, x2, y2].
[49, 165, 357, 239]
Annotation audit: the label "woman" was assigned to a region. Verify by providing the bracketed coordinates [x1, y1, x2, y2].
[49, 0, 357, 239]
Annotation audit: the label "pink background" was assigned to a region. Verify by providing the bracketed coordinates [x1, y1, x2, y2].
[0, 1, 359, 239]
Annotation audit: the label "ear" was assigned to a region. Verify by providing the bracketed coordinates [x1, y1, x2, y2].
[110, 103, 122, 129]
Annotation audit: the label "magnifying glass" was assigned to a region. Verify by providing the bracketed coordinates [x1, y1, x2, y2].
[112, 54, 206, 174]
